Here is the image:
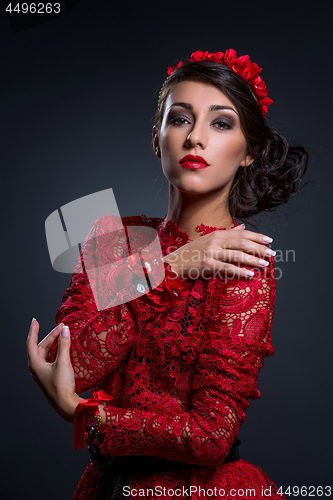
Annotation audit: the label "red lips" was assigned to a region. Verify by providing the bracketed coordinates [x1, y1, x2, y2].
[179, 155, 210, 169]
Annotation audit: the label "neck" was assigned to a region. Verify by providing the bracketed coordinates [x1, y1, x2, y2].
[164, 185, 234, 240]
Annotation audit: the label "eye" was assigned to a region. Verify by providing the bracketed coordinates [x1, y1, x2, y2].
[213, 120, 231, 130]
[170, 117, 190, 125]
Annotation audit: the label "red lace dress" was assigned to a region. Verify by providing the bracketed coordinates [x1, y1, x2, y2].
[49, 214, 285, 500]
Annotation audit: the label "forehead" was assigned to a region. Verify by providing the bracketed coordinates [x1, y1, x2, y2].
[165, 80, 235, 111]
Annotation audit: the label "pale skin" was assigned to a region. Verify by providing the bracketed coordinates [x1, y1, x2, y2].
[27, 80, 275, 423]
[26, 320, 106, 423]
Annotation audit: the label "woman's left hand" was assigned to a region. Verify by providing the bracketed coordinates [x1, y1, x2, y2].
[26, 319, 84, 423]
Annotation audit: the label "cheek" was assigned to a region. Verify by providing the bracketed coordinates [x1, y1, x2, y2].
[215, 136, 247, 163]
[160, 132, 180, 163]
[161, 128, 177, 147]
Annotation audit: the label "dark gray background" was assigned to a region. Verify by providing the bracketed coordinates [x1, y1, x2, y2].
[1, 1, 332, 499]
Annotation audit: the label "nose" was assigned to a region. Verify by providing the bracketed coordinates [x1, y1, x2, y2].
[184, 119, 207, 149]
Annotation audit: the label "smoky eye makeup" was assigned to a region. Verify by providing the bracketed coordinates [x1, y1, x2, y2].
[213, 119, 233, 130]
[166, 106, 238, 128]
[169, 116, 190, 125]
[212, 113, 237, 128]
[167, 108, 191, 121]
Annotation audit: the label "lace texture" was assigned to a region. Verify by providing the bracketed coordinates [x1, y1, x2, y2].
[49, 214, 284, 499]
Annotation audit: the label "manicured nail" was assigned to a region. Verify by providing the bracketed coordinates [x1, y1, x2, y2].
[31, 317, 36, 324]
[265, 248, 276, 256]
[245, 270, 254, 277]
[61, 326, 70, 337]
[263, 236, 273, 243]
[258, 259, 269, 267]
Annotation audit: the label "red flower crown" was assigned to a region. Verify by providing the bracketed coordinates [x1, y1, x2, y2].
[167, 49, 273, 118]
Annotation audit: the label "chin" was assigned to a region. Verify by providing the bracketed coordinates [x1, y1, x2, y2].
[171, 183, 212, 195]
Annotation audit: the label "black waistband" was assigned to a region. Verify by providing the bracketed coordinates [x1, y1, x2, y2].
[88, 438, 241, 500]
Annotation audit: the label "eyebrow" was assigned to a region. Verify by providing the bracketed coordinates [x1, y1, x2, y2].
[168, 102, 238, 115]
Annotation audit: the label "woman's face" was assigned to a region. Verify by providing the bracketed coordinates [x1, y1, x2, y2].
[153, 80, 253, 196]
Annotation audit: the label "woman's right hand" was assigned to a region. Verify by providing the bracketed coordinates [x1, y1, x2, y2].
[163, 225, 275, 280]
[26, 319, 84, 423]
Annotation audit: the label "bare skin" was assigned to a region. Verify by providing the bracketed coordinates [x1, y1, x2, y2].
[26, 319, 107, 422]
[26, 320, 84, 422]
[27, 80, 275, 421]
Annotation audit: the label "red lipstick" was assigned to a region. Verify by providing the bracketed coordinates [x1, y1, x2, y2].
[179, 155, 210, 169]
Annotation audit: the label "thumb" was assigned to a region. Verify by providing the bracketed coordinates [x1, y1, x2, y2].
[56, 325, 71, 363]
[231, 223, 245, 230]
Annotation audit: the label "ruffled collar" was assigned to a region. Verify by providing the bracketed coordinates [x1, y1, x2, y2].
[156, 216, 238, 256]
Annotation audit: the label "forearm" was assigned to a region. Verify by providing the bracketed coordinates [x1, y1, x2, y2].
[97, 402, 240, 466]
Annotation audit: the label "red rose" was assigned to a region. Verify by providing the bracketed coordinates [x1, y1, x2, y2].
[167, 60, 182, 76]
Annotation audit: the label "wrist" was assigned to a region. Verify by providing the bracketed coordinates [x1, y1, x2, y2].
[64, 394, 85, 424]
[98, 404, 107, 424]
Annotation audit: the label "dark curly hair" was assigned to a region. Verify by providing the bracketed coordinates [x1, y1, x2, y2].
[153, 61, 309, 225]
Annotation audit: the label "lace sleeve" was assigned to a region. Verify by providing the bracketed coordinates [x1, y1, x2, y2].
[48, 219, 140, 395]
[95, 258, 277, 465]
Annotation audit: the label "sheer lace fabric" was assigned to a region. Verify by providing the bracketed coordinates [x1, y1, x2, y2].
[48, 214, 284, 499]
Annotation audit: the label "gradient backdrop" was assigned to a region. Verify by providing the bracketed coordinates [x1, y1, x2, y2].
[1, 1, 332, 499]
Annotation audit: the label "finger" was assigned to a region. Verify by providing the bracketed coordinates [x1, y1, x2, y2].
[226, 228, 273, 246]
[26, 318, 40, 365]
[38, 323, 64, 358]
[222, 234, 275, 261]
[55, 325, 71, 366]
[214, 248, 271, 270]
[231, 224, 245, 230]
[212, 262, 255, 280]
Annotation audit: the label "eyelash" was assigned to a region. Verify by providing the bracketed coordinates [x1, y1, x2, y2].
[170, 117, 231, 130]
[214, 121, 231, 130]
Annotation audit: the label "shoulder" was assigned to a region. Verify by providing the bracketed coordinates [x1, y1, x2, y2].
[88, 215, 164, 248]
[93, 214, 163, 231]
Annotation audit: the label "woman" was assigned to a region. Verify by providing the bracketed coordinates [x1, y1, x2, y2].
[27, 49, 308, 499]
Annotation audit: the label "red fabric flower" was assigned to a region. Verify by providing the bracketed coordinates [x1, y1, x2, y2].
[207, 51, 224, 62]
[145, 262, 192, 309]
[188, 50, 210, 62]
[167, 60, 182, 76]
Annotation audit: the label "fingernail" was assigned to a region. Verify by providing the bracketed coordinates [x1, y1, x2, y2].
[245, 270, 254, 277]
[259, 259, 269, 267]
[265, 248, 276, 257]
[263, 236, 273, 243]
[31, 318, 36, 324]
[61, 326, 70, 337]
